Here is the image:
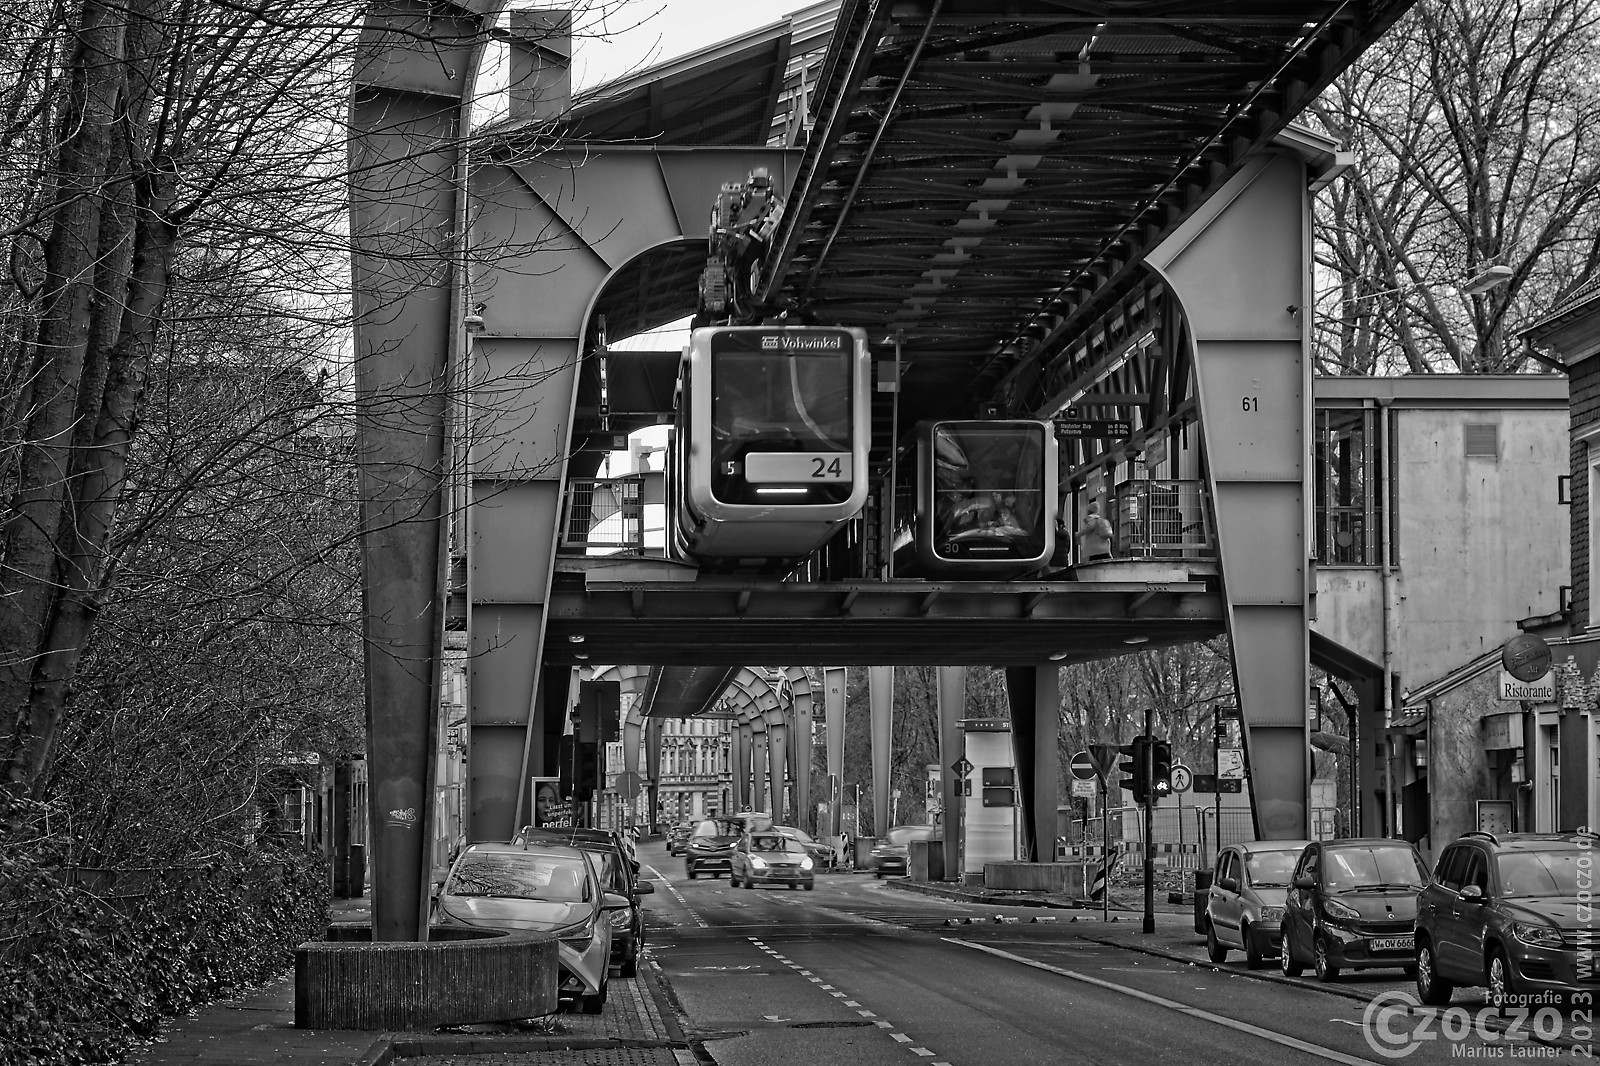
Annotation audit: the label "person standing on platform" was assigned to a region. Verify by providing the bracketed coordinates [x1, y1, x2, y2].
[1076, 502, 1114, 563]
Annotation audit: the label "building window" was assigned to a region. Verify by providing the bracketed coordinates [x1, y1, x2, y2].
[1315, 407, 1384, 566]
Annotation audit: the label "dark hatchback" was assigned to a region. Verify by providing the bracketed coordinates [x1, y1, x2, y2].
[684, 816, 746, 879]
[515, 825, 652, 977]
[868, 825, 940, 878]
[1280, 837, 1429, 982]
[1415, 831, 1599, 1006]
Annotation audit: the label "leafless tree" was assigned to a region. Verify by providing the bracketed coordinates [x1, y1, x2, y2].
[1309, 0, 1600, 374]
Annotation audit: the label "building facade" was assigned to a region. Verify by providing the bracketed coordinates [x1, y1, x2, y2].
[1309, 374, 1571, 855]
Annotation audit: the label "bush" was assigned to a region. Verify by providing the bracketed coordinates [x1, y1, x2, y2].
[0, 815, 329, 1066]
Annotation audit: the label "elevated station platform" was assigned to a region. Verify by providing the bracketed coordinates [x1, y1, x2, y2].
[547, 557, 1222, 667]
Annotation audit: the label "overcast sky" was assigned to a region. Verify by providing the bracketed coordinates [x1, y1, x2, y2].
[570, 0, 801, 89]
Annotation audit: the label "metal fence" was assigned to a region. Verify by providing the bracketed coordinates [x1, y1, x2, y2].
[562, 476, 646, 551]
[1060, 805, 1344, 869]
[1110, 479, 1214, 559]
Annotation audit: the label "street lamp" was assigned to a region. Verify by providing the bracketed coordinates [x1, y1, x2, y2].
[1461, 264, 1513, 295]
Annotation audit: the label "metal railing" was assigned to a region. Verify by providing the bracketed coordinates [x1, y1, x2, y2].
[562, 476, 646, 551]
[1110, 479, 1214, 559]
[1060, 804, 1344, 868]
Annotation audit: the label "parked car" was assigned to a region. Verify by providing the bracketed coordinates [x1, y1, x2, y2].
[771, 824, 836, 870]
[1204, 839, 1310, 968]
[1414, 831, 1599, 1006]
[867, 825, 940, 878]
[684, 816, 747, 879]
[667, 820, 696, 855]
[513, 826, 653, 977]
[431, 842, 629, 1013]
[730, 831, 816, 890]
[1280, 837, 1429, 982]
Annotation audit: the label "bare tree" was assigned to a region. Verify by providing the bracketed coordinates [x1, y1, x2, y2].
[1309, 0, 1600, 374]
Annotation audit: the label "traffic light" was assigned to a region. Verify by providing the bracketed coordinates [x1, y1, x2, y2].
[1119, 735, 1150, 805]
[1150, 739, 1173, 801]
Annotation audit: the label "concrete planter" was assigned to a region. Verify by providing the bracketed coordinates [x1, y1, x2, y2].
[294, 924, 558, 1030]
[982, 862, 1090, 895]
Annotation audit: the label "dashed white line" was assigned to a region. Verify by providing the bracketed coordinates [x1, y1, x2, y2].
[744, 936, 956, 1065]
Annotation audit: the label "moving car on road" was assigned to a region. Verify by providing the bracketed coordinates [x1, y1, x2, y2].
[730, 831, 816, 890]
[667, 820, 696, 855]
[431, 842, 630, 1014]
[771, 824, 836, 870]
[1204, 839, 1310, 969]
[1280, 837, 1428, 983]
[684, 816, 747, 879]
[1414, 831, 1599, 1006]
[867, 824, 940, 879]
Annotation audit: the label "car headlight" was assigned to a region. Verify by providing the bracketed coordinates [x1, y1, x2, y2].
[1259, 906, 1285, 923]
[748, 855, 768, 868]
[1513, 922, 1563, 948]
[800, 856, 814, 870]
[1321, 899, 1361, 923]
[606, 908, 632, 929]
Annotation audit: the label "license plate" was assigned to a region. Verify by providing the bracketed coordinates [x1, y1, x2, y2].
[744, 452, 852, 483]
[1370, 936, 1413, 952]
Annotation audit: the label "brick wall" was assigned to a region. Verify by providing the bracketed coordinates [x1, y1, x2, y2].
[1572, 358, 1600, 630]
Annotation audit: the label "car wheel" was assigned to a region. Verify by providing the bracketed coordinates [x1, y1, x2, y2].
[620, 948, 638, 979]
[874, 870, 882, 879]
[804, 882, 815, 891]
[743, 875, 754, 889]
[1415, 940, 1452, 1004]
[687, 867, 697, 880]
[729, 870, 740, 888]
[1488, 948, 1518, 1010]
[1205, 919, 1228, 964]
[1242, 922, 1264, 970]
[580, 985, 607, 1014]
[1280, 926, 1304, 977]
[1313, 936, 1340, 983]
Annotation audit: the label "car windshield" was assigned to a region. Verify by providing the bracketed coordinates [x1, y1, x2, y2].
[1498, 849, 1588, 898]
[1245, 850, 1301, 888]
[749, 835, 805, 854]
[693, 819, 742, 839]
[1322, 846, 1427, 892]
[776, 827, 813, 843]
[446, 854, 589, 902]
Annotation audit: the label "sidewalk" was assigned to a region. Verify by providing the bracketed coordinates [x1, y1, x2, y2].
[127, 898, 689, 1066]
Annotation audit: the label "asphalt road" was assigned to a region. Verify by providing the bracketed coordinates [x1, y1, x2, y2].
[641, 842, 1595, 1066]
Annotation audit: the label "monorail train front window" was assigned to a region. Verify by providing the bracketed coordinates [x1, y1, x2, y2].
[931, 424, 1047, 558]
[709, 329, 853, 504]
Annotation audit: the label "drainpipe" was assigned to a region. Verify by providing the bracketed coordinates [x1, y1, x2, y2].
[1378, 398, 1396, 837]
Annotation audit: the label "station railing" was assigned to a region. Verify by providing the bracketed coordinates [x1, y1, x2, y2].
[561, 476, 646, 552]
[1110, 479, 1214, 559]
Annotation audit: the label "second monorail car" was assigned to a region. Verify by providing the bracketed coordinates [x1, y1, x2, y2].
[670, 325, 870, 567]
[914, 419, 1057, 575]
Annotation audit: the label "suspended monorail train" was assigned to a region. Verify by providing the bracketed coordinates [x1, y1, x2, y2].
[669, 325, 870, 568]
[912, 419, 1058, 576]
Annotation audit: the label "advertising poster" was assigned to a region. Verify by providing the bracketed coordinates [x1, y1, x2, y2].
[530, 776, 573, 829]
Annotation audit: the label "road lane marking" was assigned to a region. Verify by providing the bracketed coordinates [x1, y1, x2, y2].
[645, 866, 707, 928]
[891, 1033, 913, 1043]
[947, 939, 1376, 1066]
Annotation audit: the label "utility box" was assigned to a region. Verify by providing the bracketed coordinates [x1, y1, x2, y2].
[960, 719, 1016, 879]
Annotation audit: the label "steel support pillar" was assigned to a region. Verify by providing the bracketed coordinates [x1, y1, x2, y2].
[645, 718, 663, 830]
[824, 667, 846, 839]
[733, 722, 752, 812]
[1146, 151, 1314, 839]
[751, 720, 770, 813]
[1004, 666, 1058, 863]
[780, 668, 814, 833]
[349, 0, 510, 939]
[767, 719, 789, 823]
[869, 666, 894, 836]
[936, 667, 966, 879]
